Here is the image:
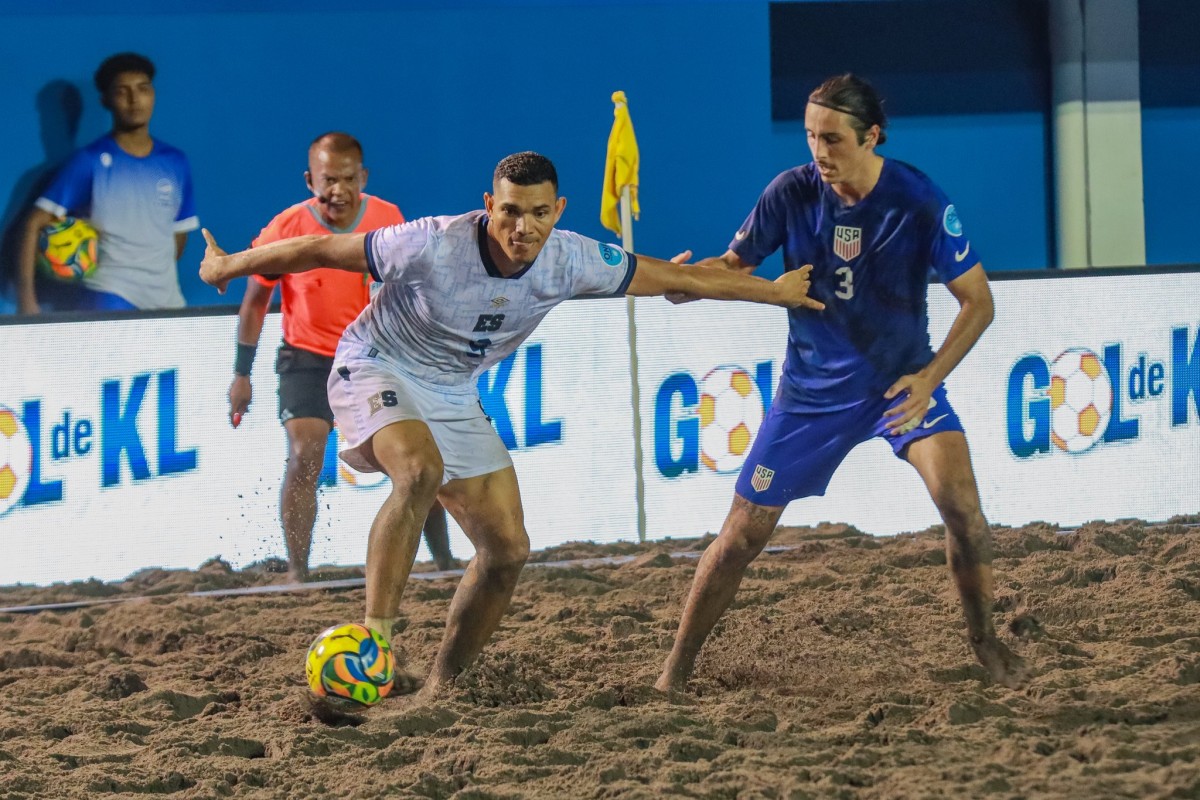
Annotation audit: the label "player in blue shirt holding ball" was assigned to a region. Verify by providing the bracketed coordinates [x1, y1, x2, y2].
[657, 74, 1028, 692]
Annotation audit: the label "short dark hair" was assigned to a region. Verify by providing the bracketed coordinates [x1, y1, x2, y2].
[309, 131, 364, 161]
[94, 52, 156, 96]
[809, 73, 888, 146]
[494, 152, 558, 191]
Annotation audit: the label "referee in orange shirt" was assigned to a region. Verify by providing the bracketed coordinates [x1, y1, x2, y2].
[228, 132, 454, 581]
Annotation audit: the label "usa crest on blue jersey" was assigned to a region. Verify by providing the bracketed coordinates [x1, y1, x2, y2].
[833, 226, 862, 262]
[751, 464, 775, 492]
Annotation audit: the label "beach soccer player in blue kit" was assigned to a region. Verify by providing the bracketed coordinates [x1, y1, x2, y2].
[657, 74, 1029, 692]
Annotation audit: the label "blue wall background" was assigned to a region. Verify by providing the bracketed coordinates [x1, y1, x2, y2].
[1139, 0, 1200, 267]
[0, 0, 1193, 314]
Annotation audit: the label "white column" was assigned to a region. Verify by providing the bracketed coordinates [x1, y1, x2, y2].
[1051, 0, 1146, 268]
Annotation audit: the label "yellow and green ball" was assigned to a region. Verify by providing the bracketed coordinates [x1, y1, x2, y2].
[37, 217, 98, 282]
[304, 623, 395, 706]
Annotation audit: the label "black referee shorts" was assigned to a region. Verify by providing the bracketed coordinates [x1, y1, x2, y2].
[276, 343, 335, 424]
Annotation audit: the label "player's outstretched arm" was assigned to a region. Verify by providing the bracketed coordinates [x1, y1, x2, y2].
[199, 229, 368, 294]
[626, 253, 825, 310]
[664, 249, 758, 305]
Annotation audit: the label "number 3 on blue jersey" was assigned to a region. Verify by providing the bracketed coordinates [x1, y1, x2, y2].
[834, 266, 854, 300]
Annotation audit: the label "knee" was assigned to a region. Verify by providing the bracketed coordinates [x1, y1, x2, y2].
[929, 477, 982, 528]
[373, 439, 443, 500]
[715, 527, 771, 569]
[937, 495, 987, 545]
[388, 460, 444, 502]
[285, 441, 326, 481]
[479, 527, 530, 573]
[716, 501, 776, 561]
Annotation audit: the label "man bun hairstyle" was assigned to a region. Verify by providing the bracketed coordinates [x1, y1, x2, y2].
[94, 52, 156, 97]
[494, 151, 558, 191]
[809, 73, 888, 146]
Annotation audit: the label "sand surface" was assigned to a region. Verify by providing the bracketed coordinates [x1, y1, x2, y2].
[1, 518, 1199, 799]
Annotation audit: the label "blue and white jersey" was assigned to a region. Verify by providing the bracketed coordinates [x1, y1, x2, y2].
[347, 210, 636, 389]
[730, 158, 978, 413]
[36, 134, 198, 309]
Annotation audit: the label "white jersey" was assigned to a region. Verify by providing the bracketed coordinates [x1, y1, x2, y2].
[343, 210, 636, 390]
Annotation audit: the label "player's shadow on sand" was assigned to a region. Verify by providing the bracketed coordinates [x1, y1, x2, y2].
[0, 79, 84, 314]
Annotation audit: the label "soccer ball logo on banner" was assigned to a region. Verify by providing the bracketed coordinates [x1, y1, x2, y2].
[698, 366, 764, 473]
[0, 405, 33, 516]
[1049, 348, 1113, 453]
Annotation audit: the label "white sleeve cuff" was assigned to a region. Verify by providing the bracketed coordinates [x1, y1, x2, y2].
[173, 216, 200, 233]
[34, 197, 68, 218]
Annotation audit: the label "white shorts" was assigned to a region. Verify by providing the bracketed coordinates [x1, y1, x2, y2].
[327, 344, 512, 483]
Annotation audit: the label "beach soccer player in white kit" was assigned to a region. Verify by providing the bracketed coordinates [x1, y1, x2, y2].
[200, 151, 825, 698]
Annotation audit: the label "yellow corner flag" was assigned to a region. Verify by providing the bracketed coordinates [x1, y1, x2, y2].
[601, 90, 640, 237]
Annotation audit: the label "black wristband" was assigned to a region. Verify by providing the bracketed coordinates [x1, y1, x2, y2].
[234, 342, 257, 376]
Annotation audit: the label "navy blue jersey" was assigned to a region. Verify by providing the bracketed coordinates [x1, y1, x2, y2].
[730, 159, 977, 412]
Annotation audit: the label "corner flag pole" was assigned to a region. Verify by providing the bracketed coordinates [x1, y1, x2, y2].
[620, 187, 647, 544]
[601, 90, 647, 543]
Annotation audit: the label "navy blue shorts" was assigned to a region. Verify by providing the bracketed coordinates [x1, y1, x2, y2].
[73, 287, 138, 311]
[734, 384, 964, 507]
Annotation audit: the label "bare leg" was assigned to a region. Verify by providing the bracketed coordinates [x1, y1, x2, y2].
[655, 496, 783, 692]
[419, 467, 529, 699]
[422, 499, 456, 571]
[280, 417, 332, 582]
[906, 432, 1029, 689]
[358, 421, 444, 641]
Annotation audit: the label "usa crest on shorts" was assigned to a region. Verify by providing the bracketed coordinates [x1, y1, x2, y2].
[750, 464, 775, 492]
[833, 226, 862, 262]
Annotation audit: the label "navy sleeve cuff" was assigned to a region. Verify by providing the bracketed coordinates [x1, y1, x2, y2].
[613, 251, 638, 295]
[364, 230, 383, 283]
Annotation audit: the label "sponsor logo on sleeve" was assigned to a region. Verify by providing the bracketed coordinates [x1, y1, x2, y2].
[943, 205, 963, 237]
[598, 243, 625, 268]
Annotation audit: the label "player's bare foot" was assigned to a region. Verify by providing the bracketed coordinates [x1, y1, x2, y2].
[971, 635, 1030, 689]
[653, 676, 671, 694]
[654, 667, 687, 694]
[414, 671, 453, 703]
[390, 669, 423, 697]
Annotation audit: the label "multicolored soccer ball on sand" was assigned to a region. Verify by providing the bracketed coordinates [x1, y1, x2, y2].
[0, 405, 33, 517]
[305, 623, 395, 705]
[698, 365, 764, 473]
[37, 217, 99, 282]
[1048, 347, 1113, 453]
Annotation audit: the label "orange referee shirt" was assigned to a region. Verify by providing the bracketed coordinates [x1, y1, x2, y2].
[252, 194, 403, 357]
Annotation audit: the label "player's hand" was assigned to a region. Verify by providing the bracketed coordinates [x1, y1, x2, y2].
[666, 250, 698, 304]
[200, 228, 232, 294]
[774, 265, 825, 310]
[883, 373, 936, 435]
[228, 375, 252, 429]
